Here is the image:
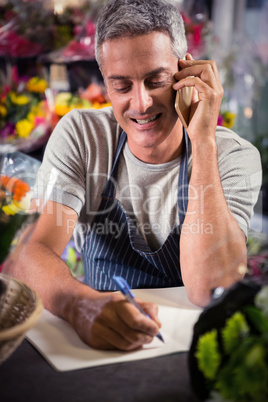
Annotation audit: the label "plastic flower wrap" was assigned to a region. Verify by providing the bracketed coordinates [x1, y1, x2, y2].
[181, 12, 205, 58]
[189, 254, 268, 401]
[0, 152, 40, 265]
[180, 1, 212, 59]
[39, 13, 96, 65]
[0, 67, 53, 152]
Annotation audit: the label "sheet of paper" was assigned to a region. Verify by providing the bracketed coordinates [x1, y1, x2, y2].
[26, 287, 202, 372]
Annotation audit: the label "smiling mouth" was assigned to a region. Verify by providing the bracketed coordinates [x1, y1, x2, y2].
[131, 113, 161, 125]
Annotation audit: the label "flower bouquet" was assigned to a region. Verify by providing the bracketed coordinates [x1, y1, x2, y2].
[38, 13, 97, 65]
[0, 67, 53, 153]
[189, 246, 268, 401]
[0, 152, 40, 265]
[0, 0, 54, 58]
[180, 0, 212, 60]
[53, 83, 111, 122]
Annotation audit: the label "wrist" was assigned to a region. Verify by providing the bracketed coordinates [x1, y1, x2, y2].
[57, 280, 99, 325]
[190, 137, 217, 157]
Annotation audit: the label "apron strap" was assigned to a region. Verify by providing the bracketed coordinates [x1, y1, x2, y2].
[102, 127, 189, 224]
[178, 127, 189, 224]
[102, 131, 127, 199]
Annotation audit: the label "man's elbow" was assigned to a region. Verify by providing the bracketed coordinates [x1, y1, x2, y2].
[184, 281, 212, 307]
[183, 260, 247, 308]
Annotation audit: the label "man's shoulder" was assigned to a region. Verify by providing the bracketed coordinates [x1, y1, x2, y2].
[67, 106, 117, 127]
[56, 106, 120, 146]
[215, 126, 259, 154]
[215, 126, 261, 168]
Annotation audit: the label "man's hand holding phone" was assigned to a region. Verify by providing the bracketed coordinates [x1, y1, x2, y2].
[173, 53, 224, 142]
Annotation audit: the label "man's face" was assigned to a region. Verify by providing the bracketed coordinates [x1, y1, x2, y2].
[101, 31, 183, 162]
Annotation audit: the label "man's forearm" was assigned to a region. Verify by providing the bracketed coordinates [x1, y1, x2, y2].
[3, 235, 161, 351]
[180, 139, 247, 307]
[2, 235, 97, 323]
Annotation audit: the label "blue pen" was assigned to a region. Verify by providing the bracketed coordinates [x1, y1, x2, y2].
[113, 276, 164, 343]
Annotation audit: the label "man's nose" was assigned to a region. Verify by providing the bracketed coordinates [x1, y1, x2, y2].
[131, 84, 153, 113]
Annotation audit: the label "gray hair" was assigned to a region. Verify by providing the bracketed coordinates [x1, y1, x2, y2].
[95, 0, 187, 68]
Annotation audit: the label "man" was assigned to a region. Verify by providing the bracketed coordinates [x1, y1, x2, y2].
[4, 0, 262, 351]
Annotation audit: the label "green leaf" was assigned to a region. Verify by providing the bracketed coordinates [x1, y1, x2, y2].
[0, 213, 29, 264]
[216, 337, 268, 401]
[234, 342, 268, 400]
[244, 305, 268, 334]
[216, 363, 240, 400]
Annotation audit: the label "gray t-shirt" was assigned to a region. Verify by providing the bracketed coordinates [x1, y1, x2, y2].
[34, 107, 262, 252]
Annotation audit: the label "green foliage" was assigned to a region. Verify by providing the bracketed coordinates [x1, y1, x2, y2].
[65, 246, 84, 280]
[0, 214, 28, 264]
[216, 337, 268, 401]
[221, 312, 249, 354]
[5, 94, 31, 124]
[244, 305, 268, 334]
[195, 289, 268, 401]
[195, 329, 221, 381]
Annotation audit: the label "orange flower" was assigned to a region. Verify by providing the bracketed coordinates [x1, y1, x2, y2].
[0, 175, 30, 202]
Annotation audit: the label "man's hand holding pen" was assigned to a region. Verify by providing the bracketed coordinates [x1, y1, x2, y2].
[67, 287, 162, 351]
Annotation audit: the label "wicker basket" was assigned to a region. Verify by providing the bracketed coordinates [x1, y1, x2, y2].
[0, 273, 43, 364]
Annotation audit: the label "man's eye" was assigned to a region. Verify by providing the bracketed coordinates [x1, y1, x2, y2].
[114, 86, 131, 93]
[147, 81, 166, 88]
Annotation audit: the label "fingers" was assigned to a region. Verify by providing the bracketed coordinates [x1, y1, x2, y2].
[179, 54, 220, 78]
[172, 54, 224, 138]
[74, 293, 161, 351]
[173, 55, 223, 123]
[186, 53, 193, 61]
[174, 56, 223, 94]
[90, 316, 155, 351]
[116, 300, 160, 335]
[137, 299, 162, 327]
[174, 65, 221, 94]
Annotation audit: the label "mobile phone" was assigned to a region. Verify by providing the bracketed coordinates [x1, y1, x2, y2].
[174, 58, 193, 128]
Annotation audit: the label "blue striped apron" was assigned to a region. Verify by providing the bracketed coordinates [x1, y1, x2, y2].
[82, 128, 189, 290]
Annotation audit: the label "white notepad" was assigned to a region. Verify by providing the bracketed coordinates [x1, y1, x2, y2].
[26, 287, 202, 372]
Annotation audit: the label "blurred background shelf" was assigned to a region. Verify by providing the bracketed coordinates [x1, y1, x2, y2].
[0, 0, 267, 217]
